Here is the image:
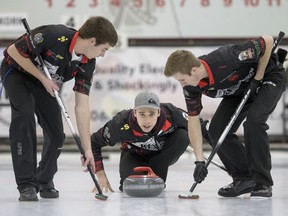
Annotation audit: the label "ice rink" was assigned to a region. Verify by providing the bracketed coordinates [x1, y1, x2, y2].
[0, 150, 287, 216]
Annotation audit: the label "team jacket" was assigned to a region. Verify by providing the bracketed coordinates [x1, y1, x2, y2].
[2, 25, 95, 95]
[91, 103, 188, 172]
[184, 37, 280, 116]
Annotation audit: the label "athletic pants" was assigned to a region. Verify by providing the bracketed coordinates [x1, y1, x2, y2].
[2, 66, 65, 191]
[119, 129, 189, 189]
[208, 68, 286, 186]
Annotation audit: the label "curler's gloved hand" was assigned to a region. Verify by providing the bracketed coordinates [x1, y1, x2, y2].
[193, 161, 208, 183]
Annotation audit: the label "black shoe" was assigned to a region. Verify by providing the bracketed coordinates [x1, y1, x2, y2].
[250, 184, 272, 198]
[39, 181, 59, 198]
[19, 187, 39, 201]
[40, 188, 59, 198]
[218, 180, 255, 197]
[119, 185, 123, 192]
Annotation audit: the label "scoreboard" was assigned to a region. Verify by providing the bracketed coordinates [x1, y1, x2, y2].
[0, 0, 287, 39]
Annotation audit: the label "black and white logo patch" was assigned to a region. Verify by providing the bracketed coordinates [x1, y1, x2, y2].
[238, 48, 255, 61]
[33, 33, 43, 44]
[148, 98, 157, 105]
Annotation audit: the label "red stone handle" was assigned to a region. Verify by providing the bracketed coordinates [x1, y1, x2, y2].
[130, 166, 158, 178]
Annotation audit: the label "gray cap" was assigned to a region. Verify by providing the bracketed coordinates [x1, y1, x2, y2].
[134, 91, 160, 110]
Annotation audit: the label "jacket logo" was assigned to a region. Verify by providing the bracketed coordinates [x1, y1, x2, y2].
[238, 48, 255, 61]
[132, 137, 163, 151]
[47, 50, 64, 60]
[58, 36, 68, 42]
[228, 74, 239, 81]
[121, 124, 130, 130]
[34, 33, 43, 44]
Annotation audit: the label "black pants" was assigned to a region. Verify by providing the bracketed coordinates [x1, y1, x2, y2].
[2, 66, 65, 191]
[119, 129, 189, 189]
[208, 69, 286, 186]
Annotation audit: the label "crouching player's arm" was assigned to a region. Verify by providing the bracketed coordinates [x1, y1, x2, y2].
[90, 122, 118, 193]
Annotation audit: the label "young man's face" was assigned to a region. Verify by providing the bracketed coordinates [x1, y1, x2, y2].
[133, 108, 160, 133]
[85, 41, 111, 59]
[82, 38, 111, 59]
[172, 71, 198, 87]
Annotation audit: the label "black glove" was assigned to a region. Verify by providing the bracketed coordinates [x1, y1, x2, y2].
[246, 78, 262, 99]
[193, 161, 208, 183]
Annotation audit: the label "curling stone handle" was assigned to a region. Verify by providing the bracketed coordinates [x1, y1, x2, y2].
[133, 166, 157, 177]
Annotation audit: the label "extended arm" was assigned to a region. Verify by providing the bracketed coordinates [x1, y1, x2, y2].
[91, 115, 122, 193]
[188, 115, 204, 161]
[75, 92, 94, 171]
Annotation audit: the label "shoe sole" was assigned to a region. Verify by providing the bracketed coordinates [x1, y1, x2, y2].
[250, 196, 272, 199]
[40, 193, 59, 199]
[19, 197, 39, 201]
[218, 187, 255, 197]
[250, 193, 272, 198]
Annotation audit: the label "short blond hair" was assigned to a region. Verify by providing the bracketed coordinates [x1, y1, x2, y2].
[164, 50, 201, 77]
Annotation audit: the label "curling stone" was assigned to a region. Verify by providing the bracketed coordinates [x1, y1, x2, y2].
[123, 166, 165, 197]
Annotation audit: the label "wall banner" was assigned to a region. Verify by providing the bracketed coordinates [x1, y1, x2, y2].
[0, 46, 287, 137]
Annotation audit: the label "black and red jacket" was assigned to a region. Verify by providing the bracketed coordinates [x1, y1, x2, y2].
[91, 103, 188, 172]
[2, 24, 95, 95]
[184, 37, 280, 116]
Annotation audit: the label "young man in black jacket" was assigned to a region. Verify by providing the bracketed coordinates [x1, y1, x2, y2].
[91, 91, 192, 192]
[164, 35, 286, 198]
[0, 16, 118, 201]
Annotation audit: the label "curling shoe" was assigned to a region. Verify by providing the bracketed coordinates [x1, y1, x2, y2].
[19, 187, 39, 201]
[218, 180, 255, 197]
[39, 183, 59, 198]
[40, 188, 59, 198]
[250, 184, 272, 198]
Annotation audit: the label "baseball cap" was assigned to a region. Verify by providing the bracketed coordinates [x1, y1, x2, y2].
[134, 91, 160, 110]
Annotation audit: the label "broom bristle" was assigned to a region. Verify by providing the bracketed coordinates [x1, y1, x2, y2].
[95, 193, 108, 201]
[178, 194, 200, 199]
